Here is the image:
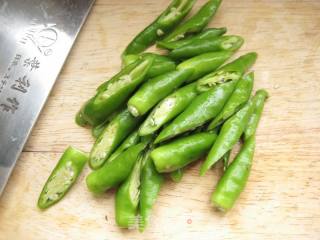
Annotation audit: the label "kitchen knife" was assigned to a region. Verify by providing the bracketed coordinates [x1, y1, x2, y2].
[0, 0, 95, 195]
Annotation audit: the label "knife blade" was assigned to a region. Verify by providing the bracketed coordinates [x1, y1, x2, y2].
[0, 0, 95, 195]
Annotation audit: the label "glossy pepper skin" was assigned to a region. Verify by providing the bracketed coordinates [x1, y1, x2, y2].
[107, 130, 140, 163]
[139, 82, 199, 136]
[86, 143, 147, 194]
[139, 150, 164, 232]
[170, 168, 184, 182]
[115, 156, 142, 228]
[122, 53, 177, 78]
[89, 109, 142, 169]
[128, 69, 193, 117]
[79, 56, 154, 126]
[37, 147, 88, 209]
[244, 89, 268, 140]
[155, 80, 238, 143]
[161, 0, 222, 43]
[177, 51, 234, 82]
[211, 136, 255, 211]
[169, 35, 244, 59]
[200, 98, 255, 176]
[152, 132, 217, 172]
[157, 27, 227, 50]
[208, 72, 254, 129]
[122, 0, 196, 61]
[197, 52, 257, 92]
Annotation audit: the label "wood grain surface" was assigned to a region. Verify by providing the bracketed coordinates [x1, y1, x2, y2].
[0, 0, 320, 239]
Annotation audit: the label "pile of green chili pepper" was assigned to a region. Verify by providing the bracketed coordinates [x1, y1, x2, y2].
[38, 0, 269, 232]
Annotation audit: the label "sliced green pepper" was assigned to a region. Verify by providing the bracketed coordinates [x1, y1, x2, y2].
[244, 89, 269, 140]
[177, 51, 234, 82]
[155, 80, 238, 143]
[200, 98, 255, 176]
[115, 155, 143, 228]
[91, 110, 120, 139]
[157, 27, 227, 50]
[161, 0, 222, 43]
[208, 72, 254, 129]
[37, 147, 88, 209]
[122, 53, 177, 78]
[152, 132, 217, 172]
[89, 109, 142, 169]
[169, 35, 244, 59]
[86, 143, 147, 194]
[170, 168, 184, 182]
[139, 150, 164, 232]
[107, 130, 140, 163]
[139, 82, 199, 136]
[128, 69, 193, 117]
[122, 0, 196, 60]
[197, 52, 257, 92]
[79, 56, 154, 126]
[211, 136, 255, 211]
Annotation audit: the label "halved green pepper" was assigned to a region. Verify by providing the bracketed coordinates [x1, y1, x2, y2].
[78, 56, 154, 126]
[139, 150, 164, 232]
[169, 35, 244, 59]
[86, 143, 147, 194]
[197, 52, 257, 92]
[161, 0, 222, 43]
[169, 168, 185, 182]
[37, 147, 88, 209]
[208, 72, 254, 129]
[139, 82, 199, 136]
[128, 69, 193, 117]
[89, 109, 142, 169]
[211, 136, 255, 211]
[155, 80, 238, 143]
[200, 98, 255, 176]
[122, 0, 196, 60]
[115, 155, 143, 228]
[177, 51, 234, 82]
[157, 27, 227, 50]
[152, 132, 217, 172]
[107, 130, 140, 163]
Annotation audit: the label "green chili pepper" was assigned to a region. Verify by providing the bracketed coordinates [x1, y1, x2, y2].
[128, 69, 193, 117]
[107, 130, 140, 163]
[155, 80, 238, 143]
[170, 168, 184, 182]
[169, 35, 244, 60]
[222, 150, 231, 171]
[79, 56, 154, 126]
[115, 155, 143, 228]
[122, 0, 196, 60]
[89, 109, 142, 169]
[211, 136, 255, 211]
[139, 150, 164, 232]
[139, 82, 199, 136]
[75, 110, 89, 127]
[161, 0, 222, 43]
[244, 89, 269, 140]
[152, 132, 217, 172]
[91, 110, 120, 139]
[37, 147, 88, 209]
[86, 143, 147, 194]
[177, 51, 234, 82]
[208, 72, 254, 129]
[200, 99, 255, 176]
[197, 52, 257, 92]
[122, 53, 177, 78]
[157, 27, 227, 50]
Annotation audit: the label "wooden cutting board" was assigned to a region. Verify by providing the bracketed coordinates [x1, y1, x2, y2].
[0, 0, 319, 239]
